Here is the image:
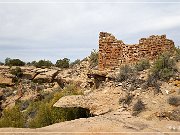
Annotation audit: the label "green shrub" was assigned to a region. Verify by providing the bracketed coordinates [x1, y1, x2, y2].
[159, 68, 174, 80]
[29, 104, 90, 128]
[0, 106, 25, 128]
[153, 53, 174, 70]
[17, 100, 30, 111]
[26, 61, 37, 66]
[89, 49, 98, 68]
[5, 58, 25, 66]
[28, 103, 52, 128]
[30, 61, 37, 66]
[56, 58, 70, 68]
[11, 67, 23, 78]
[0, 84, 89, 128]
[151, 52, 176, 81]
[135, 59, 150, 71]
[35, 60, 53, 68]
[116, 65, 134, 82]
[168, 96, 180, 106]
[28, 84, 86, 128]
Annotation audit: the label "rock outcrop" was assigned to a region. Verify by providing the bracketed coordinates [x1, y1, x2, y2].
[0, 74, 14, 86]
[33, 69, 59, 83]
[54, 86, 121, 115]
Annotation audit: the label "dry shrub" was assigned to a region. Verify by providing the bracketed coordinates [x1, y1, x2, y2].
[132, 99, 145, 116]
[168, 96, 180, 106]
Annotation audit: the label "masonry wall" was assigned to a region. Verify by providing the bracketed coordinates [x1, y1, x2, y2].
[98, 32, 175, 71]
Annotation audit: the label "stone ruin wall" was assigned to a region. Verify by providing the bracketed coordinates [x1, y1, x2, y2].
[98, 32, 175, 71]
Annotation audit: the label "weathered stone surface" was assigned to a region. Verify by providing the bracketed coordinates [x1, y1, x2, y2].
[4, 74, 15, 78]
[54, 86, 121, 115]
[33, 70, 58, 83]
[87, 70, 107, 77]
[54, 95, 85, 108]
[0, 74, 14, 86]
[87, 70, 108, 88]
[22, 72, 37, 80]
[35, 68, 48, 73]
[99, 32, 175, 70]
[176, 62, 180, 72]
[0, 66, 10, 69]
[55, 61, 90, 88]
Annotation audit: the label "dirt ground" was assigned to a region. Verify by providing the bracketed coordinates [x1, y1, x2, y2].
[0, 110, 179, 135]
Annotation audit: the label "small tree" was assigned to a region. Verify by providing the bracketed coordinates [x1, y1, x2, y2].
[31, 61, 37, 66]
[0, 106, 25, 128]
[89, 49, 98, 68]
[5, 58, 25, 66]
[56, 58, 70, 68]
[135, 59, 150, 71]
[35, 60, 53, 68]
[11, 67, 23, 78]
[29, 103, 52, 128]
[151, 52, 176, 81]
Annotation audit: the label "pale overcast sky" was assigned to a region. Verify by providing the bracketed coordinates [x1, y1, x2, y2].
[0, 0, 180, 63]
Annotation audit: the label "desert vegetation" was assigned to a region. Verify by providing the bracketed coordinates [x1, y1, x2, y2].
[56, 58, 70, 68]
[150, 52, 176, 81]
[132, 99, 145, 116]
[116, 49, 180, 118]
[5, 58, 25, 66]
[89, 49, 98, 68]
[10, 67, 23, 78]
[168, 96, 180, 106]
[34, 60, 53, 68]
[0, 84, 91, 128]
[116, 65, 134, 82]
[135, 59, 150, 71]
[0, 46, 180, 132]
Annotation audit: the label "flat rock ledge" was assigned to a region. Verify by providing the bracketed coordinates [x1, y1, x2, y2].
[53, 87, 121, 115]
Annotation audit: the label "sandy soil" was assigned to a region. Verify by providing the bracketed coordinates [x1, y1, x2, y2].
[0, 111, 179, 135]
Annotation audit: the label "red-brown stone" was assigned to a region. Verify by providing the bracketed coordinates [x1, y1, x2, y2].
[98, 32, 174, 71]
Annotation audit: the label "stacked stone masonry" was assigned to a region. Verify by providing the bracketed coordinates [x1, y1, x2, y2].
[99, 32, 174, 70]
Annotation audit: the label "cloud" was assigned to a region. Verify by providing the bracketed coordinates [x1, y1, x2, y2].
[0, 1, 180, 62]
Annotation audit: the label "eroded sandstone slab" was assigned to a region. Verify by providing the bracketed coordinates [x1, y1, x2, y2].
[54, 86, 121, 115]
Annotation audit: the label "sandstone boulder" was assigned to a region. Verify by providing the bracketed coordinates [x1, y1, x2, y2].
[0, 74, 14, 86]
[87, 70, 108, 88]
[0, 66, 10, 70]
[54, 86, 121, 115]
[54, 95, 85, 108]
[33, 69, 58, 83]
[22, 71, 37, 80]
[35, 68, 48, 73]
